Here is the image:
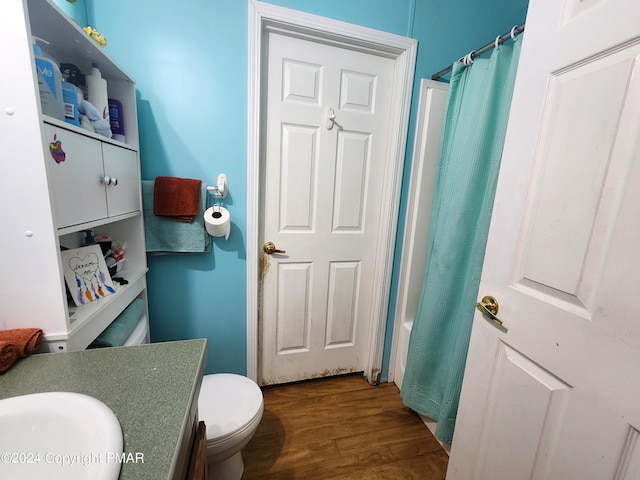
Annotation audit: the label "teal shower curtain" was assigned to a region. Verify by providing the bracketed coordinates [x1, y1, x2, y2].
[401, 38, 522, 444]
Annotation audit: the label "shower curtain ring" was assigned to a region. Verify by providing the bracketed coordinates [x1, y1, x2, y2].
[465, 52, 474, 65]
[511, 25, 518, 41]
[494, 35, 501, 50]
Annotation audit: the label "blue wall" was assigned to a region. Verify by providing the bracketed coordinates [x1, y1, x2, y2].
[52, 0, 87, 26]
[61, 0, 528, 377]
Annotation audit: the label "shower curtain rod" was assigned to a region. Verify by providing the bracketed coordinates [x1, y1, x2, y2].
[431, 23, 525, 81]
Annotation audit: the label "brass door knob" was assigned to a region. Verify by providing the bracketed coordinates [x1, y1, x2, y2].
[263, 242, 286, 255]
[476, 295, 503, 327]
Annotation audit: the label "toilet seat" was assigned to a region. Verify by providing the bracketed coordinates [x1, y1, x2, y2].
[197, 374, 264, 453]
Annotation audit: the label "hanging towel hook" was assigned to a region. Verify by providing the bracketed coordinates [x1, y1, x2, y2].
[326, 106, 337, 130]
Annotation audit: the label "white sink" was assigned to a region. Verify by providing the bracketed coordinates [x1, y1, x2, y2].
[0, 392, 123, 480]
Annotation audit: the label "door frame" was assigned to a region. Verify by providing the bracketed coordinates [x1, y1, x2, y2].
[246, 0, 417, 383]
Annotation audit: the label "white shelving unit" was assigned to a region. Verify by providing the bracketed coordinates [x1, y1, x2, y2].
[0, 0, 149, 352]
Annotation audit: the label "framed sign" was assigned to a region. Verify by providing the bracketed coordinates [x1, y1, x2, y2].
[60, 245, 117, 306]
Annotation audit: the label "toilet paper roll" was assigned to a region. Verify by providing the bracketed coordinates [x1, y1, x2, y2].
[204, 206, 231, 240]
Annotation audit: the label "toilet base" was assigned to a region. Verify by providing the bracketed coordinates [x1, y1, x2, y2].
[207, 451, 244, 480]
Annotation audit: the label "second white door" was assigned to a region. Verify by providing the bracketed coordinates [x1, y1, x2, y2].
[259, 31, 395, 385]
[448, 0, 640, 477]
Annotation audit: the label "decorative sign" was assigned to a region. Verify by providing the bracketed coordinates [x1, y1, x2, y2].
[61, 245, 116, 306]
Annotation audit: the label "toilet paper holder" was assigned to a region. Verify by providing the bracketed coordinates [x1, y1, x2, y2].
[206, 174, 228, 200]
[203, 174, 232, 240]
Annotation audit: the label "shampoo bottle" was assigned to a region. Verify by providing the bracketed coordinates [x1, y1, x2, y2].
[86, 62, 110, 124]
[108, 98, 125, 142]
[33, 37, 64, 121]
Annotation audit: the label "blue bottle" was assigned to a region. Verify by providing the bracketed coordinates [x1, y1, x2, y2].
[62, 80, 80, 126]
[33, 37, 65, 121]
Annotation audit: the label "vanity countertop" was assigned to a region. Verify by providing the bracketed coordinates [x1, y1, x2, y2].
[0, 339, 207, 480]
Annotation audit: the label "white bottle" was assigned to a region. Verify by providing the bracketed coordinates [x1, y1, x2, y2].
[86, 62, 110, 124]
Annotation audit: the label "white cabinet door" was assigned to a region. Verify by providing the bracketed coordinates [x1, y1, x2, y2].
[45, 124, 141, 228]
[45, 124, 107, 228]
[102, 143, 140, 217]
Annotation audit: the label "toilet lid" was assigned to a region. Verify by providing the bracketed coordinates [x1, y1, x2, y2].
[198, 374, 263, 441]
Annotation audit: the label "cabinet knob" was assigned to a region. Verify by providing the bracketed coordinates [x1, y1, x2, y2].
[103, 176, 118, 186]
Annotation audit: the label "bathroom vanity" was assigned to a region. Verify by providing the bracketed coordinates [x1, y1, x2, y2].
[0, 339, 207, 480]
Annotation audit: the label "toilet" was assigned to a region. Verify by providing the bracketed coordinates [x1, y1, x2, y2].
[123, 317, 263, 479]
[197, 374, 264, 479]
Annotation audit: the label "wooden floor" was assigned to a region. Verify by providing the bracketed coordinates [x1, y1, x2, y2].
[242, 374, 449, 479]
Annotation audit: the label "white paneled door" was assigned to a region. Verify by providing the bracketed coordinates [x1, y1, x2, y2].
[259, 32, 395, 385]
[448, 0, 640, 478]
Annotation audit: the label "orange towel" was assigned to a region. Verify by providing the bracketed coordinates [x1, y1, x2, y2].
[0, 328, 43, 358]
[0, 341, 19, 374]
[0, 328, 43, 374]
[153, 176, 202, 222]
